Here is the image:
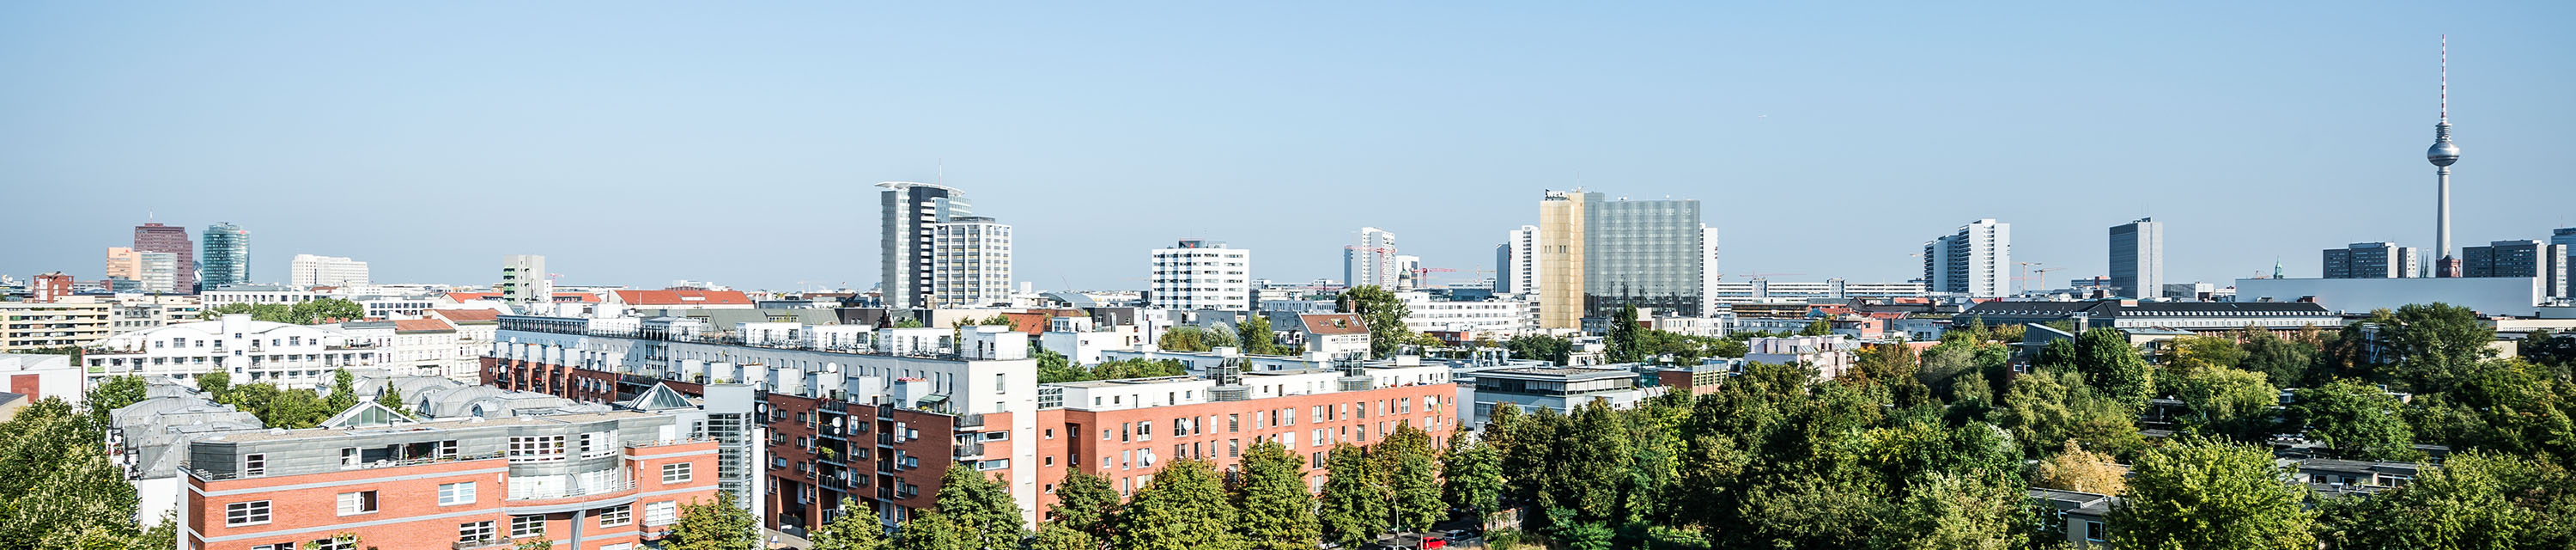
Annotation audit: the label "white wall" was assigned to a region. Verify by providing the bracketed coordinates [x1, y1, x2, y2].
[2234, 277, 2543, 316]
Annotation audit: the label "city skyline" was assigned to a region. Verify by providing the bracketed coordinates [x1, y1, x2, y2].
[4, 3, 2573, 291]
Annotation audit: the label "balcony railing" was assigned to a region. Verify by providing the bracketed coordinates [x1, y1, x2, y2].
[188, 451, 506, 481]
[955, 412, 986, 429]
[507, 472, 635, 501]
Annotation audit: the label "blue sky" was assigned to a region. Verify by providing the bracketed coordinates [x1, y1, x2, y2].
[3, 2, 2571, 291]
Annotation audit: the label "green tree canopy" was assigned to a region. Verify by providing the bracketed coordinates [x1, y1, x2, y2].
[1231, 440, 1319, 550]
[0, 398, 147, 549]
[1047, 472, 1121, 541]
[806, 498, 889, 550]
[2171, 366, 2281, 442]
[2315, 450, 2572, 550]
[2072, 328, 2155, 411]
[2294, 378, 2420, 461]
[2109, 438, 2316, 550]
[1235, 315, 1282, 356]
[1113, 460, 1238, 550]
[1439, 431, 1505, 531]
[665, 492, 759, 550]
[1335, 285, 1412, 358]
[1316, 445, 1388, 547]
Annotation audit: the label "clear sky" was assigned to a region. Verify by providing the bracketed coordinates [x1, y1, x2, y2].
[3, 2, 2571, 291]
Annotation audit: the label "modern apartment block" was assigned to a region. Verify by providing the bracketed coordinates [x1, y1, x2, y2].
[878, 181, 974, 310]
[2323, 242, 2424, 279]
[1923, 219, 2011, 297]
[929, 217, 1013, 309]
[135, 223, 197, 294]
[82, 315, 380, 386]
[33, 272, 73, 303]
[289, 254, 373, 288]
[1345, 227, 1399, 290]
[2463, 239, 2572, 297]
[0, 300, 112, 353]
[1496, 224, 1539, 296]
[1707, 279, 1930, 304]
[501, 254, 552, 304]
[1534, 189, 1709, 327]
[2108, 217, 2164, 299]
[202, 223, 252, 289]
[1148, 240, 1251, 311]
[1700, 225, 1722, 314]
[179, 405, 723, 550]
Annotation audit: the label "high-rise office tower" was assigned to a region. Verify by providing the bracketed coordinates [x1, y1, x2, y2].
[104, 248, 141, 280]
[500, 254, 550, 303]
[2555, 228, 2576, 287]
[289, 254, 373, 288]
[929, 217, 1013, 308]
[1345, 227, 1399, 289]
[137, 252, 179, 294]
[2428, 36, 2464, 278]
[878, 181, 973, 309]
[132, 223, 195, 293]
[2323, 242, 2423, 279]
[200, 222, 250, 289]
[1498, 225, 1539, 296]
[2108, 217, 2165, 299]
[2463, 240, 2570, 297]
[1150, 240, 1251, 311]
[1701, 225, 1722, 314]
[1923, 219, 2012, 297]
[1534, 189, 1707, 328]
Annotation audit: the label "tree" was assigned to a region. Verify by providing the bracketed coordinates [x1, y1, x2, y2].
[2315, 450, 2566, 550]
[513, 537, 553, 550]
[807, 498, 890, 550]
[665, 492, 759, 550]
[2238, 326, 2321, 388]
[1028, 522, 1101, 550]
[910, 465, 1024, 550]
[1048, 472, 1121, 541]
[1236, 315, 1281, 356]
[1157, 325, 1210, 352]
[2032, 440, 2128, 496]
[375, 386, 408, 416]
[1335, 285, 1411, 358]
[2164, 335, 2249, 374]
[1439, 431, 1505, 531]
[0, 398, 144, 549]
[1232, 441, 1319, 550]
[2404, 358, 2576, 466]
[2071, 328, 2155, 411]
[2522, 328, 2576, 369]
[1034, 349, 1084, 383]
[1316, 445, 1388, 547]
[1995, 369, 2147, 460]
[291, 298, 365, 323]
[197, 370, 232, 400]
[1606, 305, 1643, 364]
[2379, 303, 2500, 390]
[1799, 319, 1832, 336]
[2108, 438, 2316, 550]
[82, 376, 147, 428]
[2169, 366, 2280, 442]
[1390, 437, 1444, 531]
[1504, 334, 1571, 365]
[1114, 460, 1238, 550]
[326, 368, 359, 412]
[1850, 342, 1931, 407]
[2294, 378, 2420, 461]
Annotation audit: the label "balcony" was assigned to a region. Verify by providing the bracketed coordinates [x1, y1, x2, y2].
[954, 412, 986, 429]
[506, 473, 635, 501]
[953, 441, 985, 460]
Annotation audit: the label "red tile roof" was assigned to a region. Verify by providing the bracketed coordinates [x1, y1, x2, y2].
[553, 292, 602, 302]
[427, 309, 500, 323]
[1301, 314, 1370, 336]
[612, 289, 752, 306]
[392, 319, 455, 333]
[446, 292, 502, 302]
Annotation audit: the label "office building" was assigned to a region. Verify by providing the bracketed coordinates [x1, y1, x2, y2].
[105, 247, 141, 280]
[2108, 217, 2164, 299]
[289, 254, 373, 288]
[1497, 225, 1540, 296]
[930, 216, 1013, 308]
[2463, 240, 2570, 297]
[878, 181, 973, 309]
[133, 223, 195, 293]
[1708, 279, 1929, 304]
[138, 252, 180, 294]
[2324, 242, 2424, 279]
[1345, 227, 1400, 290]
[1701, 225, 1722, 313]
[500, 254, 550, 304]
[1534, 189, 1709, 328]
[1149, 240, 1251, 311]
[1923, 219, 2012, 297]
[201, 223, 251, 289]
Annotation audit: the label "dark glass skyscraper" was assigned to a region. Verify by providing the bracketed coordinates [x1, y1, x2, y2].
[201, 222, 250, 289]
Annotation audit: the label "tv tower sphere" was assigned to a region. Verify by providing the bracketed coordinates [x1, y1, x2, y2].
[2428, 127, 2460, 167]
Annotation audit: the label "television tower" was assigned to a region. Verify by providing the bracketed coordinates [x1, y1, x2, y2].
[2427, 35, 2462, 277]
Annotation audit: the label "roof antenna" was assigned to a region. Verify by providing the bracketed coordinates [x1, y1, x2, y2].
[2440, 34, 2448, 124]
[937, 158, 945, 184]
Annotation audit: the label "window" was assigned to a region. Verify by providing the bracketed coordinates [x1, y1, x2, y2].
[226, 500, 271, 526]
[511, 515, 545, 538]
[439, 482, 477, 505]
[439, 440, 459, 458]
[580, 431, 616, 458]
[2084, 521, 2105, 542]
[459, 521, 495, 545]
[243, 454, 266, 477]
[598, 504, 631, 527]
[662, 462, 694, 484]
[311, 535, 355, 550]
[250, 543, 295, 550]
[336, 491, 377, 516]
[645, 502, 678, 526]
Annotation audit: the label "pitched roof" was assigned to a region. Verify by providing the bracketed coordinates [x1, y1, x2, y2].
[1300, 314, 1370, 335]
[426, 309, 500, 324]
[612, 290, 752, 306]
[392, 319, 455, 333]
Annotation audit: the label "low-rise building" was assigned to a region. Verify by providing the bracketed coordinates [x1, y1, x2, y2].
[1959, 299, 2342, 333]
[1744, 335, 1859, 380]
[84, 315, 380, 386]
[2027, 488, 2114, 547]
[0, 353, 85, 406]
[1296, 314, 1371, 358]
[1455, 366, 1657, 429]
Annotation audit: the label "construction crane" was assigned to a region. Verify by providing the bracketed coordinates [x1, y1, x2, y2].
[2014, 262, 2063, 294]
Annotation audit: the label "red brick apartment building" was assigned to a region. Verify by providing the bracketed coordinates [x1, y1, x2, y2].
[180, 406, 719, 550]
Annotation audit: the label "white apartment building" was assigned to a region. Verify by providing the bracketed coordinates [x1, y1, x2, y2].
[0, 300, 112, 353]
[501, 254, 551, 304]
[337, 318, 480, 380]
[1498, 225, 1539, 296]
[1150, 241, 1251, 311]
[1345, 227, 1399, 290]
[1701, 225, 1722, 314]
[201, 284, 325, 309]
[1924, 219, 2012, 298]
[1398, 291, 1528, 338]
[288, 254, 372, 287]
[105, 294, 203, 334]
[931, 216, 1014, 308]
[83, 315, 381, 386]
[1746, 335, 1859, 381]
[137, 251, 179, 294]
[1709, 279, 1933, 304]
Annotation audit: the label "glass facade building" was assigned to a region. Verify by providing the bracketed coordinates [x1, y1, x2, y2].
[201, 222, 250, 289]
[1580, 195, 1705, 318]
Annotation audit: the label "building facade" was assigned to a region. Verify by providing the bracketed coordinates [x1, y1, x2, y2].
[1345, 227, 1399, 290]
[2463, 240, 2570, 298]
[878, 181, 972, 310]
[1498, 225, 1538, 296]
[1537, 191, 1588, 329]
[1148, 241, 1251, 311]
[2109, 217, 2163, 299]
[929, 217, 1012, 309]
[2324, 242, 2424, 279]
[501, 254, 551, 304]
[202, 223, 251, 290]
[106, 247, 142, 281]
[83, 315, 380, 386]
[289, 254, 373, 288]
[135, 223, 197, 294]
[1924, 219, 2011, 297]
[0, 300, 112, 353]
[140, 252, 181, 294]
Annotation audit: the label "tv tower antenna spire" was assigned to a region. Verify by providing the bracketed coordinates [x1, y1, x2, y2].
[2427, 34, 2463, 277]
